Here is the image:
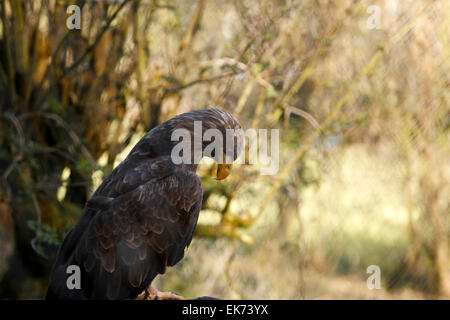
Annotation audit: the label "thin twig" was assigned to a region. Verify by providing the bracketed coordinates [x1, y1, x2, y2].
[1, 113, 26, 200]
[60, 0, 131, 79]
[284, 104, 320, 129]
[165, 71, 244, 93]
[251, 6, 427, 224]
[18, 111, 96, 166]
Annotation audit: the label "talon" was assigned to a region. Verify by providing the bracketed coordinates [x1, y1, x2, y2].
[156, 291, 184, 300]
[137, 285, 184, 300]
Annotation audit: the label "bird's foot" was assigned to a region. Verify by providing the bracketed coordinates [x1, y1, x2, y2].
[152, 291, 184, 300]
[137, 286, 184, 300]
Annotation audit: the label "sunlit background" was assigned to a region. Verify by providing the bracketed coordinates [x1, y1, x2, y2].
[0, 0, 449, 299]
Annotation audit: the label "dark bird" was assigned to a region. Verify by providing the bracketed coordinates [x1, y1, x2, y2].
[46, 109, 242, 300]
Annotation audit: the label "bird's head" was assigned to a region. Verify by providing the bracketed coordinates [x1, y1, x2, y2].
[166, 108, 243, 180]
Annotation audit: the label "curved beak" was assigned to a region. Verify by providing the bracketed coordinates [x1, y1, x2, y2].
[215, 153, 233, 180]
[216, 163, 232, 180]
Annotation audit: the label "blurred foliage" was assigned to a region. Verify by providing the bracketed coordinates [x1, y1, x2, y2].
[0, 0, 449, 299]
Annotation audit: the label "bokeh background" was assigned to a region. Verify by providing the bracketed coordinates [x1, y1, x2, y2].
[0, 0, 449, 299]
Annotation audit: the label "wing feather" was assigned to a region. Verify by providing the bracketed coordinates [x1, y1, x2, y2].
[70, 170, 202, 299]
